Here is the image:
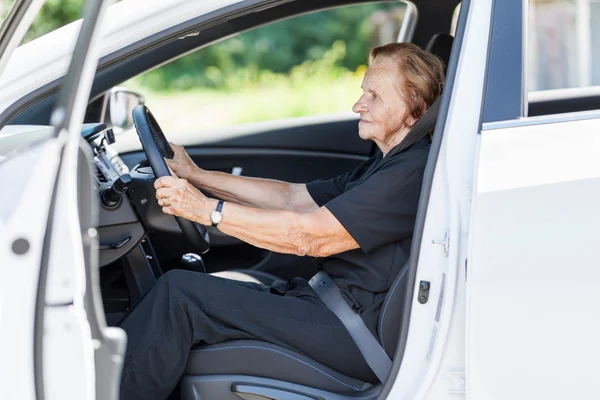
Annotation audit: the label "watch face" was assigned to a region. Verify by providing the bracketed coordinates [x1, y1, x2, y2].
[210, 210, 223, 225]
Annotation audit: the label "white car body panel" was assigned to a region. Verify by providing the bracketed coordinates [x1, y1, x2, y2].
[386, 1, 491, 399]
[41, 0, 118, 396]
[0, 139, 62, 400]
[0, 0, 244, 117]
[468, 113, 600, 399]
[43, 305, 95, 400]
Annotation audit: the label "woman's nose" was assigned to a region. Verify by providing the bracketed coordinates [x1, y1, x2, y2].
[352, 96, 366, 114]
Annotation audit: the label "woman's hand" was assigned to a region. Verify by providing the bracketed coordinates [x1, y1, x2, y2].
[164, 142, 201, 181]
[154, 176, 216, 226]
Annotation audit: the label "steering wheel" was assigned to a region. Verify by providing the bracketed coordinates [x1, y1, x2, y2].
[132, 104, 210, 254]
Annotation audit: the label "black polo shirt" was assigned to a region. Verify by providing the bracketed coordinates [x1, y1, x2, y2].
[305, 138, 431, 333]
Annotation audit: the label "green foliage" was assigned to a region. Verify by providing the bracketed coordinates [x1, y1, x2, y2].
[0, 1, 15, 24]
[23, 0, 85, 43]
[130, 2, 403, 92]
[141, 65, 365, 132]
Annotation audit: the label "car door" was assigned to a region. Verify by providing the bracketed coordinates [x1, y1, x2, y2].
[0, 0, 125, 399]
[0, 1, 65, 398]
[113, 1, 416, 277]
[467, 0, 600, 398]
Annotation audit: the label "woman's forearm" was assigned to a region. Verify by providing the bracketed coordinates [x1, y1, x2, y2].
[187, 167, 316, 212]
[191, 200, 358, 257]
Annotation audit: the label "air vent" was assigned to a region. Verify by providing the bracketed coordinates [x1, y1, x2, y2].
[94, 164, 107, 183]
[111, 156, 129, 174]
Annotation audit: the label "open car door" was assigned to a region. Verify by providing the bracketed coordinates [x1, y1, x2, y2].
[468, 1, 600, 398]
[0, 0, 125, 399]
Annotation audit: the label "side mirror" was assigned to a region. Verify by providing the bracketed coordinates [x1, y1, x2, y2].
[106, 87, 145, 132]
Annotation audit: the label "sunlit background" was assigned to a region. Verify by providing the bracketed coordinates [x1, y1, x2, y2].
[1, 0, 599, 134]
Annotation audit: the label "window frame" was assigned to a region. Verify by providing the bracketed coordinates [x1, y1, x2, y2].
[481, 0, 600, 128]
[480, 0, 526, 124]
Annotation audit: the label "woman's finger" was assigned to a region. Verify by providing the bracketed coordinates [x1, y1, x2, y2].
[154, 176, 176, 189]
[155, 187, 172, 200]
[168, 142, 181, 154]
[168, 165, 179, 178]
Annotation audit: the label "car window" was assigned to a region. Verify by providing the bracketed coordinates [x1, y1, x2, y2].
[119, 1, 410, 134]
[528, 0, 600, 91]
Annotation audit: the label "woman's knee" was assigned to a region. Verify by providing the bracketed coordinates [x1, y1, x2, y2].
[157, 269, 197, 291]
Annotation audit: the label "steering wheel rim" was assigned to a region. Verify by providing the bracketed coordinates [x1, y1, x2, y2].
[132, 104, 210, 254]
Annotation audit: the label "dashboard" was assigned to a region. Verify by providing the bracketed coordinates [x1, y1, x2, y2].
[82, 123, 129, 182]
[0, 122, 180, 268]
[82, 123, 150, 267]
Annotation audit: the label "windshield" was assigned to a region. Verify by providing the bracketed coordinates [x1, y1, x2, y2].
[21, 0, 84, 43]
[0, 1, 17, 25]
[0, 0, 88, 157]
[2, 0, 100, 44]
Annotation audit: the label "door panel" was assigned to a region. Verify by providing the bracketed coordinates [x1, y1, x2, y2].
[467, 113, 600, 399]
[117, 115, 368, 276]
[121, 147, 367, 184]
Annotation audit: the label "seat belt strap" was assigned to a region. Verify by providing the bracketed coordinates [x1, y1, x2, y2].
[308, 271, 392, 382]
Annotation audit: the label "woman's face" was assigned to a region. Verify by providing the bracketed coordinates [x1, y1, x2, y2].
[352, 59, 416, 149]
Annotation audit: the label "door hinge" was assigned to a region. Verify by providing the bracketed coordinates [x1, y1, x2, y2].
[432, 230, 450, 256]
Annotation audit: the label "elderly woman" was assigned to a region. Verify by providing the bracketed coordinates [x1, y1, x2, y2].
[120, 42, 445, 399]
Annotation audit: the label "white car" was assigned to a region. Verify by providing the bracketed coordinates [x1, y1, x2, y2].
[1, 0, 599, 399]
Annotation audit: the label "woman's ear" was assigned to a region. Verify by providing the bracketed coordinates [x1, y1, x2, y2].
[410, 100, 428, 126]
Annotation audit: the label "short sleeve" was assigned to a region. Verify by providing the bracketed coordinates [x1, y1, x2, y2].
[324, 163, 424, 254]
[306, 157, 377, 207]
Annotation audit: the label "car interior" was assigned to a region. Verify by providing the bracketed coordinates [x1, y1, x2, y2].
[2, 0, 600, 398]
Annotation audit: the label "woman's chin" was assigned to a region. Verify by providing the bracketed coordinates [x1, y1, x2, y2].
[358, 129, 373, 141]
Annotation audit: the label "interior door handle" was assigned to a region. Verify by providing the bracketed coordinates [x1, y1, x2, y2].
[99, 236, 131, 250]
[231, 167, 243, 176]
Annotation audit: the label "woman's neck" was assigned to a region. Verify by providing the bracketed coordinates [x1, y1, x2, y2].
[377, 128, 411, 157]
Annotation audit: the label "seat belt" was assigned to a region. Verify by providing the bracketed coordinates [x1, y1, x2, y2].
[308, 271, 392, 382]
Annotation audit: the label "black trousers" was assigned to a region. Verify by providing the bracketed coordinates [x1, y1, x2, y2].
[119, 269, 372, 400]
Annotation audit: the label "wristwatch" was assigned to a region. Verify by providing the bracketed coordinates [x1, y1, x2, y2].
[210, 200, 224, 227]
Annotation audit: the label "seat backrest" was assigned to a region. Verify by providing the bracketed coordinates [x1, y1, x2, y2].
[377, 98, 439, 356]
[377, 258, 411, 357]
[377, 33, 453, 357]
[425, 32, 454, 74]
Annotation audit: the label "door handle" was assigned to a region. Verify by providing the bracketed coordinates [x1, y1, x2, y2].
[99, 236, 131, 250]
[231, 167, 243, 176]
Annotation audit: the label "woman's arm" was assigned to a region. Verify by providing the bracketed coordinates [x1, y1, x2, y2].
[189, 169, 318, 213]
[154, 176, 359, 257]
[215, 201, 358, 257]
[166, 143, 317, 212]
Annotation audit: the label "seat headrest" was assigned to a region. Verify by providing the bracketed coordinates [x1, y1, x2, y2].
[425, 33, 454, 75]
